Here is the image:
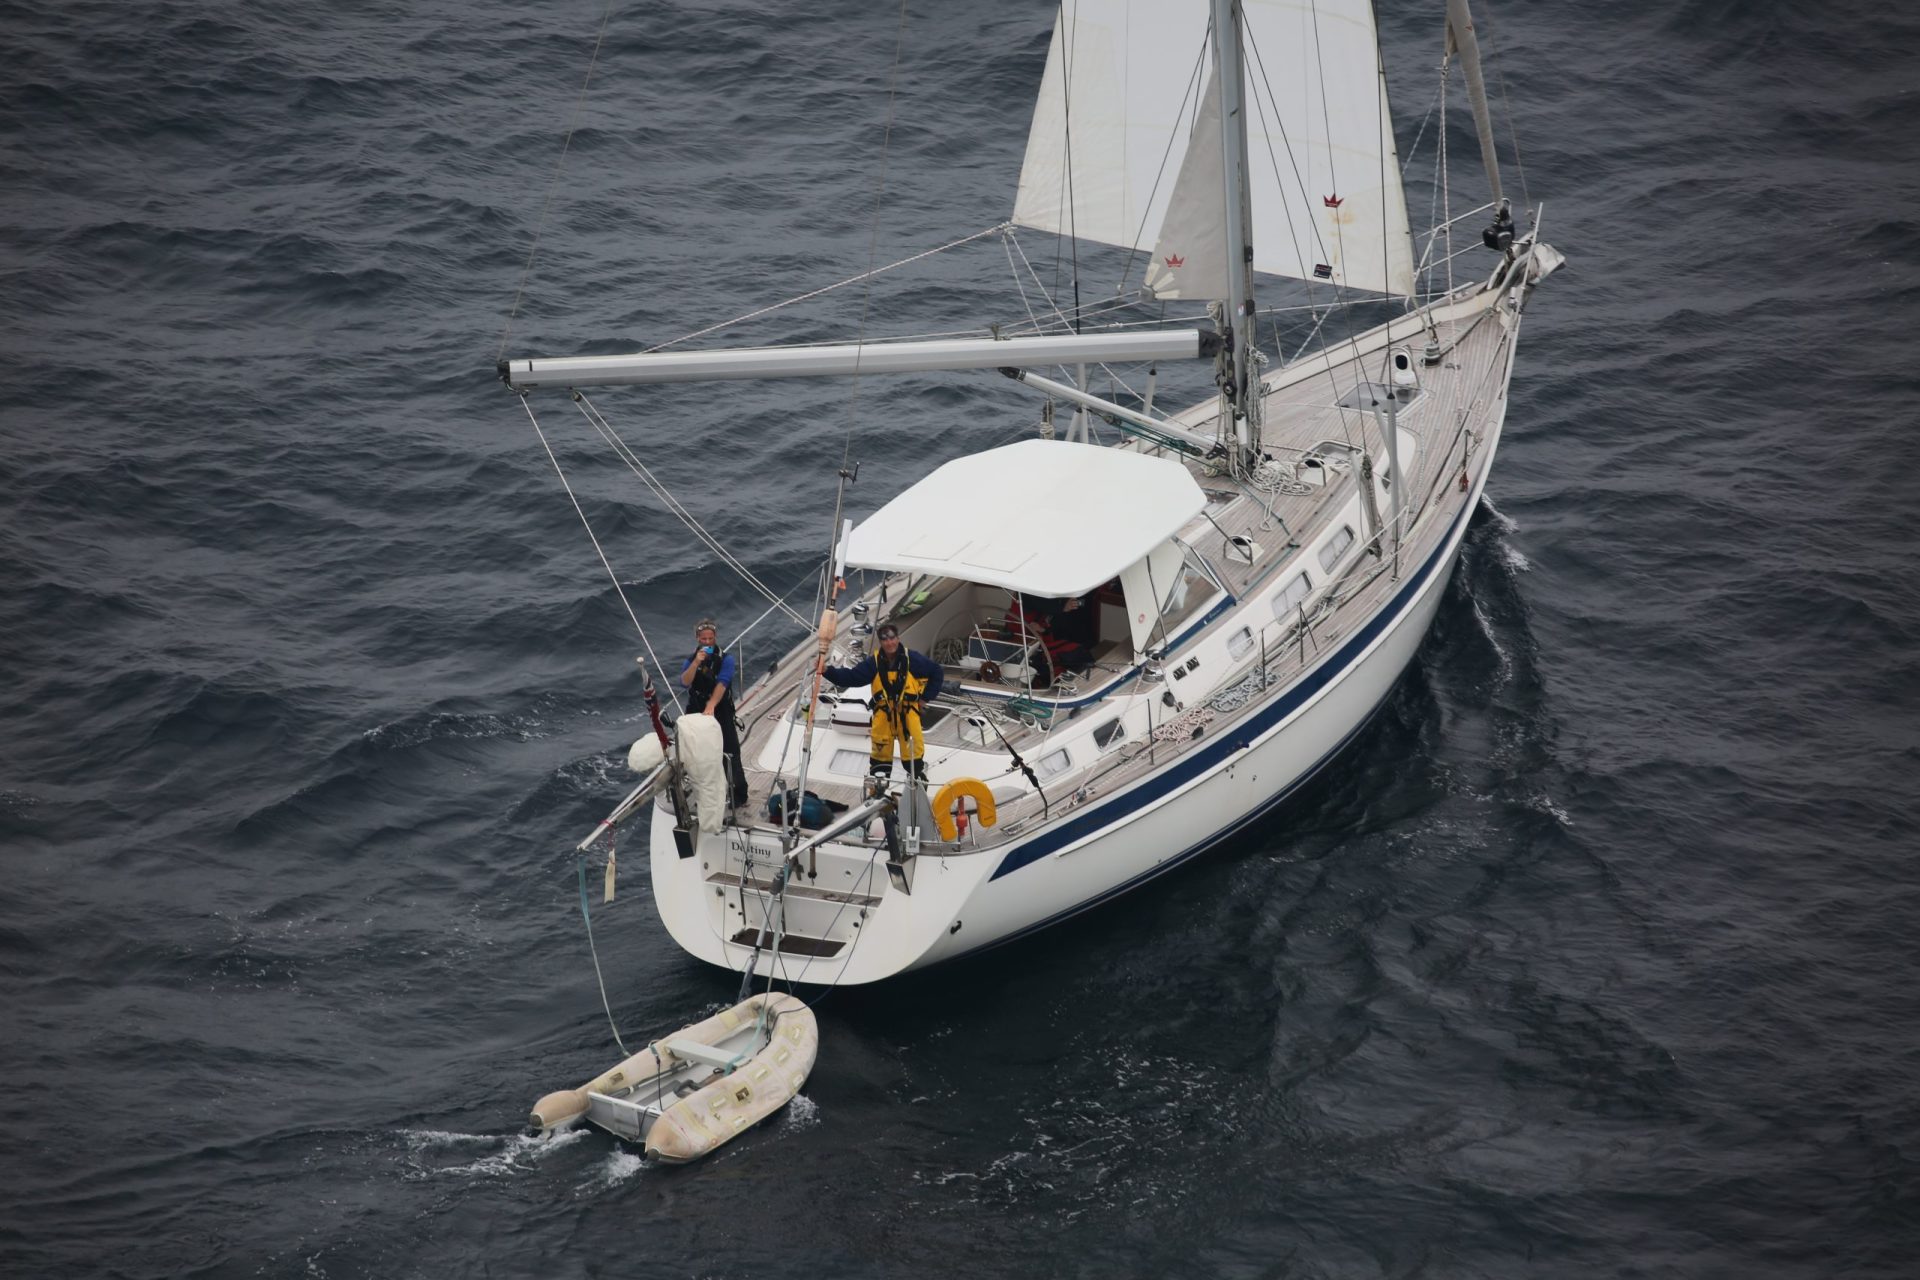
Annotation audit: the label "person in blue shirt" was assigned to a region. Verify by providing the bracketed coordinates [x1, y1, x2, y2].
[681, 617, 749, 807]
[819, 623, 944, 781]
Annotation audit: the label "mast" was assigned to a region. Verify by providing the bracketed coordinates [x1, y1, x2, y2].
[1210, 0, 1260, 469]
[1444, 0, 1505, 213]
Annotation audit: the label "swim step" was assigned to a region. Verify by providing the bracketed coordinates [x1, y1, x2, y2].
[728, 928, 845, 958]
[708, 870, 882, 908]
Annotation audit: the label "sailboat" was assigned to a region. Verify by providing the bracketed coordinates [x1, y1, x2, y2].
[506, 0, 1562, 985]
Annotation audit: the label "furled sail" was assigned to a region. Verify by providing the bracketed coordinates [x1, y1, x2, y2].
[1013, 0, 1416, 299]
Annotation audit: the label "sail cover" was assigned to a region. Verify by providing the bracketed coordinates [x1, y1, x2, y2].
[1012, 0, 1416, 298]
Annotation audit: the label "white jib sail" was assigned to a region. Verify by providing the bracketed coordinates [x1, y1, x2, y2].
[1015, 0, 1416, 300]
[1142, 67, 1232, 300]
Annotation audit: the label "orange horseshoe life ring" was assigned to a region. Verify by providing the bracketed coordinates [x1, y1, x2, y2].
[931, 778, 998, 842]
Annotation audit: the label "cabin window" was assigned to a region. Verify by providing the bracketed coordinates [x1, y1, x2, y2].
[1318, 525, 1356, 573]
[1270, 572, 1311, 620]
[1092, 718, 1127, 752]
[1153, 544, 1221, 631]
[1037, 748, 1072, 779]
[1227, 625, 1255, 660]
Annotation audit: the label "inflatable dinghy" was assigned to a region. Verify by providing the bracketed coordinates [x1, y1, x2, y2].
[529, 992, 817, 1163]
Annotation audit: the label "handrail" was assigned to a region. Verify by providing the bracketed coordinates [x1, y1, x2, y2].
[1412, 200, 1497, 277]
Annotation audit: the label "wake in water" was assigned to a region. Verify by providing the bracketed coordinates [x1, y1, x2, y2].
[1469, 597, 1516, 687]
[396, 1126, 589, 1180]
[1479, 493, 1520, 533]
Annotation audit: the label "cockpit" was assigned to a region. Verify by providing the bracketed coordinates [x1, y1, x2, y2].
[834, 438, 1226, 704]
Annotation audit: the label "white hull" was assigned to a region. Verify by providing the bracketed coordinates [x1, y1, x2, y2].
[514, 1, 1557, 991]
[648, 376, 1511, 984]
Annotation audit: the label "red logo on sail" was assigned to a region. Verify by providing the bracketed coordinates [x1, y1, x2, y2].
[1163, 253, 1186, 268]
[1323, 194, 1344, 208]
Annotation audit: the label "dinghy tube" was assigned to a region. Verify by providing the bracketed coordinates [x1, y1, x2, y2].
[530, 993, 818, 1163]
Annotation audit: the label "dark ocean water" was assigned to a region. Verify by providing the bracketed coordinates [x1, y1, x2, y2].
[5, 0, 1919, 1275]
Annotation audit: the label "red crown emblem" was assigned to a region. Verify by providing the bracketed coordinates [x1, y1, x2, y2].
[1323, 194, 1344, 208]
[1163, 253, 1186, 268]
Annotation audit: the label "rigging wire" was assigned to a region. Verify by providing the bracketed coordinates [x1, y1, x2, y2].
[1440, 60, 1456, 339]
[1305, 0, 1377, 440]
[742, 0, 916, 997]
[1003, 227, 1078, 383]
[638, 224, 1009, 354]
[1367, 3, 1395, 323]
[1419, 68, 1447, 299]
[1399, 82, 1442, 181]
[728, 560, 831, 657]
[1114, 29, 1213, 294]
[496, 0, 618, 363]
[519, 393, 682, 704]
[1241, 18, 1369, 449]
[1309, 0, 1346, 300]
[1243, 23, 1334, 302]
[1473, 0, 1532, 217]
[841, 0, 916, 459]
[572, 392, 809, 628]
[1000, 230, 1151, 403]
[1055, 0, 1082, 335]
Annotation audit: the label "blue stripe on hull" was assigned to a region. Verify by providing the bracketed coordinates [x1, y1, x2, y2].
[987, 493, 1473, 882]
[959, 685, 1400, 961]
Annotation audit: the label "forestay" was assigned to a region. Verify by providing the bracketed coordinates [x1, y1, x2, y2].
[1011, 0, 1416, 298]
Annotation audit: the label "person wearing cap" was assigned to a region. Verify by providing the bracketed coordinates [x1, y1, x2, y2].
[819, 623, 944, 781]
[680, 617, 749, 807]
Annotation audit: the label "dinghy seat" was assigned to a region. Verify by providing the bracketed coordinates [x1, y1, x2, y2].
[664, 1038, 743, 1071]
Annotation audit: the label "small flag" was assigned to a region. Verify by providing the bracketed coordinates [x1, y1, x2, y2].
[1313, 263, 1332, 280]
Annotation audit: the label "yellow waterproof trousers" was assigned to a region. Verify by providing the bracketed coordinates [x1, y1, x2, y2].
[869, 701, 925, 766]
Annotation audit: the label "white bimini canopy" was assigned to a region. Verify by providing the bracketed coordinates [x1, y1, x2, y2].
[843, 440, 1205, 598]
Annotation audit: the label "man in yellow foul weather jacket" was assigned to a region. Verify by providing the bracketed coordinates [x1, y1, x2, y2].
[819, 623, 945, 781]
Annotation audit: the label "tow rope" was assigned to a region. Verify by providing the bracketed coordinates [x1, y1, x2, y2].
[575, 849, 630, 1055]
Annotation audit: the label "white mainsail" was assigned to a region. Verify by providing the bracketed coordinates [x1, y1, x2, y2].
[1012, 0, 1416, 299]
[1011, 4, 1212, 266]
